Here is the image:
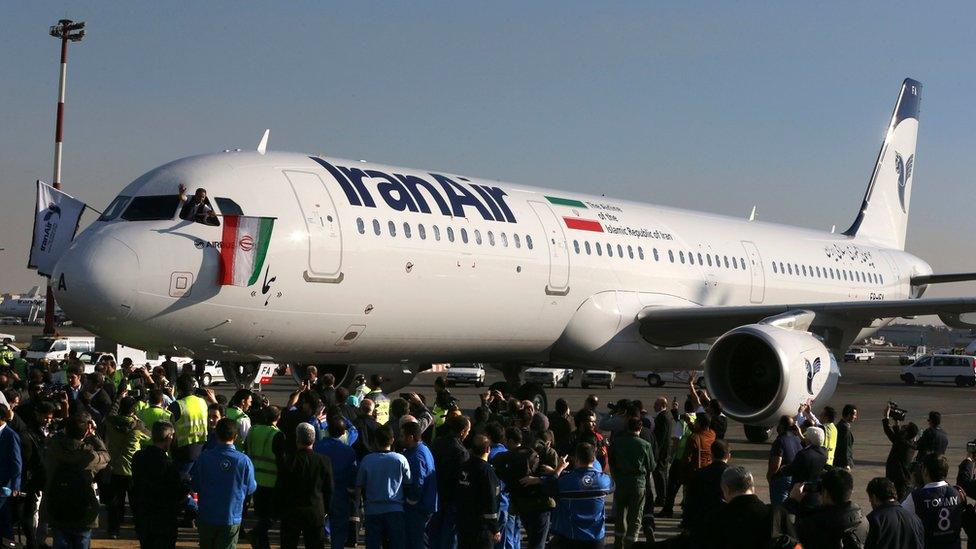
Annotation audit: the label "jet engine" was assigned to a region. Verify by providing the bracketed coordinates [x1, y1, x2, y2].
[704, 324, 839, 428]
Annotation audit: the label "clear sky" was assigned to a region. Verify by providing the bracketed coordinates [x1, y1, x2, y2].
[2, 3, 975, 305]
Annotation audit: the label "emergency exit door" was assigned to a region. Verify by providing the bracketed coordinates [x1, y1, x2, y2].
[528, 201, 571, 295]
[741, 240, 765, 303]
[284, 170, 343, 283]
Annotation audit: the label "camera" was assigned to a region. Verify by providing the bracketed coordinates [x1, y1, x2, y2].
[888, 401, 908, 422]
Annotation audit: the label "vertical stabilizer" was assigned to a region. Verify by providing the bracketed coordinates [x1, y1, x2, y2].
[844, 78, 921, 250]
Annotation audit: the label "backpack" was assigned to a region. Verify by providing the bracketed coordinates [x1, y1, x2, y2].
[46, 464, 99, 526]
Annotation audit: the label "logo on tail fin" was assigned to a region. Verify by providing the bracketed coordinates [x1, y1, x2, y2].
[895, 152, 914, 213]
[805, 357, 822, 395]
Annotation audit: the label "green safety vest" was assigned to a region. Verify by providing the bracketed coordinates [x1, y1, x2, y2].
[225, 406, 248, 449]
[823, 422, 837, 466]
[137, 405, 172, 430]
[174, 395, 208, 447]
[247, 424, 280, 488]
[0, 348, 14, 366]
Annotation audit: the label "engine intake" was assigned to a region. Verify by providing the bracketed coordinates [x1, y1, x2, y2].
[705, 324, 838, 425]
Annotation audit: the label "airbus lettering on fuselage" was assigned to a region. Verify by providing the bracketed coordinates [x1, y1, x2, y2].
[311, 157, 518, 223]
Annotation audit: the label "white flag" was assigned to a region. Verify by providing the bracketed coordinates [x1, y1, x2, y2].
[28, 180, 86, 277]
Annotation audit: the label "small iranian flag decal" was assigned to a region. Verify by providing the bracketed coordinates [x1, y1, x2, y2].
[563, 217, 604, 232]
[219, 215, 275, 286]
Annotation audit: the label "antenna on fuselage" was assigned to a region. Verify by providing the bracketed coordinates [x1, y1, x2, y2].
[748, 205, 757, 221]
[257, 129, 270, 155]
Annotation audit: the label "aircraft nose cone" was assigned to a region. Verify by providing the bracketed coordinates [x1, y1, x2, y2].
[52, 235, 140, 331]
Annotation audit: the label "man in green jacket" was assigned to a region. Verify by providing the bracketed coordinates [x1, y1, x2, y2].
[105, 394, 151, 537]
[609, 416, 656, 549]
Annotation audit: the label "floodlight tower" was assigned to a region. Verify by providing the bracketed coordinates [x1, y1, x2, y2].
[44, 19, 85, 335]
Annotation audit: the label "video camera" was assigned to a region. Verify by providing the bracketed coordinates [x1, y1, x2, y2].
[888, 401, 908, 422]
[607, 399, 633, 415]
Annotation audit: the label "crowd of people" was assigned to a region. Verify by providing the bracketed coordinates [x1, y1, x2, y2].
[1, 349, 976, 548]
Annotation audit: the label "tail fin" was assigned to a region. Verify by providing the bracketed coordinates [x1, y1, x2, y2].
[843, 78, 921, 250]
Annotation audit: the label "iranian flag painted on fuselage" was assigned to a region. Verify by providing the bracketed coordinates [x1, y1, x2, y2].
[219, 215, 274, 286]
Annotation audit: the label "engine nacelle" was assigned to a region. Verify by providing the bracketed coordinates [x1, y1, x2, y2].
[704, 324, 839, 426]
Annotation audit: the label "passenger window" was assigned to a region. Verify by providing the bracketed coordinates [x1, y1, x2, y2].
[526, 235, 533, 249]
[724, 256, 730, 269]
[617, 244, 624, 258]
[357, 218, 365, 234]
[434, 225, 442, 241]
[98, 195, 131, 221]
[880, 274, 884, 284]
[653, 248, 659, 261]
[706, 255, 713, 267]
[574, 240, 580, 254]
[461, 228, 468, 244]
[419, 224, 427, 240]
[741, 258, 747, 269]
[715, 255, 721, 267]
[214, 197, 244, 216]
[585, 241, 592, 255]
[122, 195, 182, 222]
[447, 227, 455, 242]
[679, 251, 685, 264]
[607, 244, 613, 258]
[802, 265, 807, 277]
[404, 222, 412, 239]
[668, 250, 674, 263]
[474, 230, 482, 245]
[697, 253, 704, 265]
[772, 262, 778, 273]
[787, 264, 793, 275]
[388, 221, 397, 237]
[373, 219, 381, 236]
[514, 234, 521, 248]
[688, 252, 694, 265]
[816, 266, 821, 278]
[488, 231, 495, 246]
[596, 243, 603, 256]
[501, 233, 508, 247]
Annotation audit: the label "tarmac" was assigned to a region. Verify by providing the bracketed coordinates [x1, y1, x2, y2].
[7, 339, 974, 547]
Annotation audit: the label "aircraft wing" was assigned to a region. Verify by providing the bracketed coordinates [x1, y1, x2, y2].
[637, 297, 976, 347]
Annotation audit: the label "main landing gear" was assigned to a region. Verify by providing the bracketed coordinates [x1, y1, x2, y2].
[489, 364, 549, 413]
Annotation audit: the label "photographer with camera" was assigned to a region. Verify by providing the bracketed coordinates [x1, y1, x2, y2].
[882, 402, 919, 501]
[785, 467, 869, 548]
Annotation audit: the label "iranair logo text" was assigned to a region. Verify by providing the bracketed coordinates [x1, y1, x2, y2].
[895, 152, 914, 213]
[805, 357, 821, 395]
[310, 157, 517, 223]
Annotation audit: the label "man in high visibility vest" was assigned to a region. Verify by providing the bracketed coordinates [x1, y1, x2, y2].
[167, 376, 213, 476]
[225, 389, 253, 450]
[137, 389, 173, 431]
[0, 340, 15, 367]
[246, 405, 285, 549]
[366, 374, 390, 425]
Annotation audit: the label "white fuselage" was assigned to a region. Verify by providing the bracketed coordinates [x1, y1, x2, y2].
[52, 151, 930, 370]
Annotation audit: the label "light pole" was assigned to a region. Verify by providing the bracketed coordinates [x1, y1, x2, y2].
[44, 18, 85, 335]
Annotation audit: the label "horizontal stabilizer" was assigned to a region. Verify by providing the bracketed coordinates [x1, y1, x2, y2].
[911, 272, 976, 285]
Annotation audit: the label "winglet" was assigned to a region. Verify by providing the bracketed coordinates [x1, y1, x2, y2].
[257, 129, 270, 155]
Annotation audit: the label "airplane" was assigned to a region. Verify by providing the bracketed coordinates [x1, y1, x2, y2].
[50, 78, 976, 441]
[0, 286, 64, 322]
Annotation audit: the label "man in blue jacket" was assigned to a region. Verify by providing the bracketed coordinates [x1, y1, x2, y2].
[521, 443, 615, 549]
[315, 417, 360, 549]
[0, 403, 22, 542]
[400, 420, 438, 549]
[357, 425, 411, 549]
[191, 417, 257, 549]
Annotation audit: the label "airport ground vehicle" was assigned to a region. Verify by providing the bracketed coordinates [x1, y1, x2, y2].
[26, 336, 95, 362]
[634, 369, 706, 388]
[900, 354, 976, 386]
[844, 347, 875, 362]
[523, 367, 573, 388]
[0, 317, 23, 325]
[446, 363, 487, 387]
[581, 370, 615, 389]
[899, 345, 928, 365]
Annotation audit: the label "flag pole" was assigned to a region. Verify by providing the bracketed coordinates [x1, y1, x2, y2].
[44, 19, 85, 335]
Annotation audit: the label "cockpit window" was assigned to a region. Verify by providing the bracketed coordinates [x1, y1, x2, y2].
[121, 195, 181, 221]
[98, 195, 131, 221]
[214, 197, 243, 216]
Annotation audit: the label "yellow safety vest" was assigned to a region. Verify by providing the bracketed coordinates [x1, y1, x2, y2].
[137, 405, 172, 430]
[247, 424, 280, 488]
[174, 395, 208, 447]
[823, 423, 837, 466]
[225, 406, 248, 450]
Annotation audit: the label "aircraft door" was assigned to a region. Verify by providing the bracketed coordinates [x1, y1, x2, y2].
[741, 240, 765, 303]
[528, 201, 571, 295]
[284, 170, 343, 283]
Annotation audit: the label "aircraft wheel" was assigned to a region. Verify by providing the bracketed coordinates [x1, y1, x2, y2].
[646, 373, 663, 387]
[956, 376, 968, 387]
[516, 382, 548, 413]
[744, 424, 772, 443]
[902, 374, 915, 385]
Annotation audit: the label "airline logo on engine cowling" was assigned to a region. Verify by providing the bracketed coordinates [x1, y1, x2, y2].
[805, 357, 822, 395]
[310, 157, 517, 223]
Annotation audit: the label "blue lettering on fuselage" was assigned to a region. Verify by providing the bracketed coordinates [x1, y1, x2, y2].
[309, 156, 517, 223]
